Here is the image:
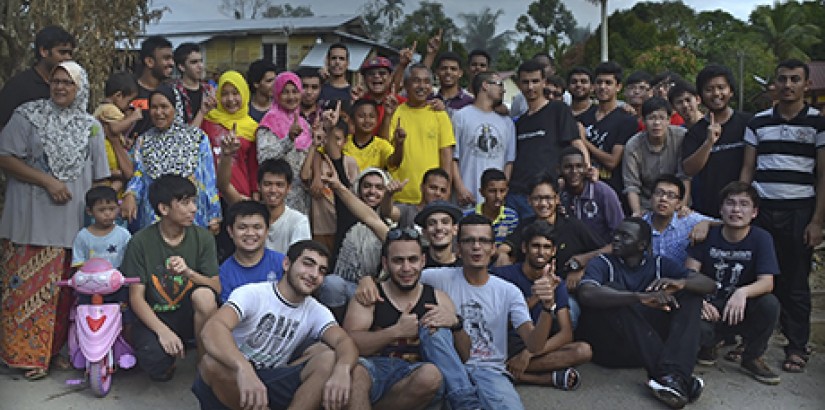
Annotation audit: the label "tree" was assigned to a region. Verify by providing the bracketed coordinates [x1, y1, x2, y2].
[749, 1, 821, 61]
[219, 0, 272, 19]
[388, 1, 460, 55]
[458, 8, 513, 63]
[262, 4, 314, 18]
[514, 0, 577, 62]
[0, 0, 164, 100]
[361, 0, 405, 43]
[633, 45, 701, 80]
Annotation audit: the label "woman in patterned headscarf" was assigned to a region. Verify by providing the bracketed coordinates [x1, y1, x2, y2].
[121, 84, 221, 232]
[0, 61, 109, 380]
[256, 71, 313, 215]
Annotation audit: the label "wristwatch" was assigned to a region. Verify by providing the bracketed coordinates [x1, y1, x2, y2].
[565, 258, 582, 272]
[543, 303, 557, 313]
[450, 315, 464, 331]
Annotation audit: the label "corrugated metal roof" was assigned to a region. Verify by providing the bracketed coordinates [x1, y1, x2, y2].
[809, 61, 825, 91]
[299, 42, 373, 71]
[144, 14, 361, 37]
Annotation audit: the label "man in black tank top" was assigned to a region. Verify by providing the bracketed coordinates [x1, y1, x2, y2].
[343, 228, 483, 410]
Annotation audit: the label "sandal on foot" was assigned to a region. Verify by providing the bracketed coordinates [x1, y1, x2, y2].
[50, 355, 72, 371]
[782, 353, 808, 373]
[550, 367, 581, 391]
[724, 344, 745, 362]
[24, 368, 48, 381]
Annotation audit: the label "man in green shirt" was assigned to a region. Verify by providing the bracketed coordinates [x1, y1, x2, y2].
[121, 174, 220, 381]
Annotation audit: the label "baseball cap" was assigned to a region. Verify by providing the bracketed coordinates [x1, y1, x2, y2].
[360, 57, 393, 74]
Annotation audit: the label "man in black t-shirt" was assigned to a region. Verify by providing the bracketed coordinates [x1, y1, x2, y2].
[130, 36, 175, 138]
[508, 60, 584, 219]
[172, 43, 214, 126]
[0, 26, 75, 129]
[577, 61, 638, 195]
[681, 64, 751, 218]
[414, 200, 463, 268]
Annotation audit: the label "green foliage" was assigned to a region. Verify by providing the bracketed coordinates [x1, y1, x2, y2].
[633, 45, 701, 80]
[513, 0, 577, 62]
[388, 1, 462, 56]
[361, 0, 405, 42]
[262, 4, 314, 18]
[459, 8, 513, 64]
[749, 1, 821, 61]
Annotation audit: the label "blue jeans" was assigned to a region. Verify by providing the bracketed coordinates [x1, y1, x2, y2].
[419, 327, 483, 410]
[506, 193, 535, 221]
[314, 275, 357, 308]
[359, 357, 426, 403]
[568, 295, 581, 330]
[466, 364, 524, 410]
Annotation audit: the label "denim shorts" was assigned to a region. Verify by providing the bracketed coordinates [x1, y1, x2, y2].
[359, 356, 425, 403]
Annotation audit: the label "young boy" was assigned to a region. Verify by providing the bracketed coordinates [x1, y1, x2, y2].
[343, 99, 394, 171]
[218, 200, 285, 303]
[93, 72, 141, 194]
[687, 181, 781, 385]
[465, 168, 519, 246]
[120, 175, 220, 381]
[72, 186, 132, 269]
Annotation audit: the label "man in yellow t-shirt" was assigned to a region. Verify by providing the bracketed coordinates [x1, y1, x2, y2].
[387, 63, 456, 204]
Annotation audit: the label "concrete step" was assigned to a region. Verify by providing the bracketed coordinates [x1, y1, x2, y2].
[813, 290, 825, 310]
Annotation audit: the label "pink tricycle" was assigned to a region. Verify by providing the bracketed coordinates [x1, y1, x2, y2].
[57, 258, 140, 397]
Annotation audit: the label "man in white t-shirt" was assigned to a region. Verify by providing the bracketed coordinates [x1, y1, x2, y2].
[193, 240, 365, 410]
[452, 71, 516, 207]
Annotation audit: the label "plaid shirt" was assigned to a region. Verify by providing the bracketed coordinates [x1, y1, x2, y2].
[643, 211, 715, 265]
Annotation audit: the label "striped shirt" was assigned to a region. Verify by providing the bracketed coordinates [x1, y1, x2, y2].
[467, 204, 519, 246]
[745, 105, 825, 206]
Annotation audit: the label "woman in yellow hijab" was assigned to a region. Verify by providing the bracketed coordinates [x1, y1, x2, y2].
[202, 70, 260, 197]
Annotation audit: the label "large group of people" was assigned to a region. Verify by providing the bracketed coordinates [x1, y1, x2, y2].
[0, 23, 823, 410]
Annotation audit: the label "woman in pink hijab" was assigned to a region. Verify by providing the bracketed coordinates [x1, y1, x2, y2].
[256, 72, 313, 215]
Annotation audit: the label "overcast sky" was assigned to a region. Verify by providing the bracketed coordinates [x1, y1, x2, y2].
[153, 0, 771, 35]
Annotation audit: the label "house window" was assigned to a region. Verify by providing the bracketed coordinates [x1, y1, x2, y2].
[263, 43, 288, 71]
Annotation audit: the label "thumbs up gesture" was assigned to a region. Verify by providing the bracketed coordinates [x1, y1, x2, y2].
[394, 302, 420, 338]
[532, 260, 560, 311]
[288, 112, 302, 140]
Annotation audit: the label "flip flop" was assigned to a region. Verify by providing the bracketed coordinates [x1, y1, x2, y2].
[550, 367, 581, 391]
[782, 353, 808, 373]
[724, 343, 745, 362]
[24, 368, 48, 381]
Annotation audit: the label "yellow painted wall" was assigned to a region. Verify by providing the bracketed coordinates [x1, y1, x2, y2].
[202, 34, 321, 74]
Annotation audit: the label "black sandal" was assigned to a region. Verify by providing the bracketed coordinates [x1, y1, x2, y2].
[550, 367, 581, 391]
[724, 343, 745, 362]
[782, 353, 808, 373]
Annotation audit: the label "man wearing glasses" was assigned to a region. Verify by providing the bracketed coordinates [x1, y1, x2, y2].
[356, 214, 559, 409]
[344, 227, 483, 410]
[451, 71, 516, 208]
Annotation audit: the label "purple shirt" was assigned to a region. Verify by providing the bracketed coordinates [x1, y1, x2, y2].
[559, 180, 625, 246]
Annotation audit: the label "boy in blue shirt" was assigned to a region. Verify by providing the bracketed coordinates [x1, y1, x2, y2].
[466, 168, 519, 246]
[219, 200, 285, 302]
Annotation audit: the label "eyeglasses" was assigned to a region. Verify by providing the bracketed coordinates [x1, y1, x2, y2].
[387, 227, 421, 241]
[486, 80, 504, 87]
[529, 195, 556, 203]
[458, 236, 495, 246]
[652, 189, 680, 200]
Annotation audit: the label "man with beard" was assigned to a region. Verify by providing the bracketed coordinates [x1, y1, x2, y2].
[681, 64, 751, 218]
[568, 67, 594, 118]
[493, 221, 592, 390]
[0, 26, 75, 128]
[319, 43, 351, 105]
[298, 67, 323, 124]
[578, 61, 639, 196]
[452, 71, 516, 208]
[343, 228, 483, 410]
[740, 59, 825, 374]
[434, 51, 474, 115]
[131, 36, 176, 137]
[415, 200, 463, 268]
[577, 217, 715, 409]
[558, 146, 624, 246]
[508, 60, 584, 219]
[193, 240, 364, 410]
[388, 64, 456, 205]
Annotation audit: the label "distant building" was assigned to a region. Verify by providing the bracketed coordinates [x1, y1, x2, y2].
[132, 14, 396, 75]
[808, 61, 825, 109]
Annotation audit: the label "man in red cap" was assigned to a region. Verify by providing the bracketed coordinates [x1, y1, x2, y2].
[359, 56, 407, 138]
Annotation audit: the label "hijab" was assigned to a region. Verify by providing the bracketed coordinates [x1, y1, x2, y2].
[17, 61, 97, 181]
[258, 71, 312, 150]
[138, 84, 203, 179]
[204, 70, 258, 141]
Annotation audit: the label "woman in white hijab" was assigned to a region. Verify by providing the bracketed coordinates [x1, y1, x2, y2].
[0, 61, 109, 380]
